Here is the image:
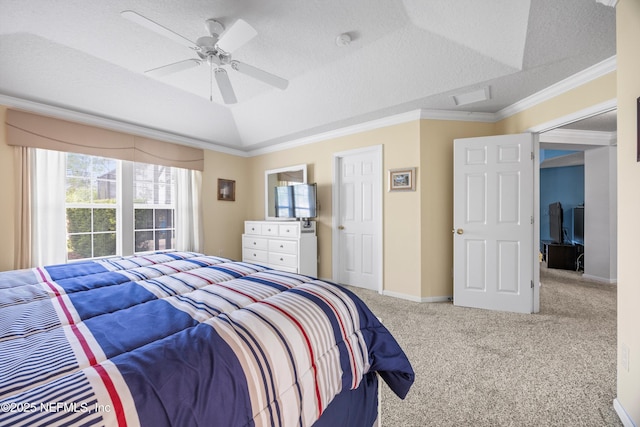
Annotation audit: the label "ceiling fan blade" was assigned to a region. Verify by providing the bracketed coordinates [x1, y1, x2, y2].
[145, 59, 201, 77]
[215, 19, 257, 53]
[214, 68, 237, 104]
[121, 10, 199, 50]
[230, 61, 288, 90]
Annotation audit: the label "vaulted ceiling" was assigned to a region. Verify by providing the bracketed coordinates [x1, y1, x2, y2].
[0, 0, 616, 153]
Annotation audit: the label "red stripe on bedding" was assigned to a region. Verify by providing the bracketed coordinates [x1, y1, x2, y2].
[303, 288, 359, 389]
[93, 364, 127, 427]
[259, 300, 323, 418]
[37, 268, 127, 426]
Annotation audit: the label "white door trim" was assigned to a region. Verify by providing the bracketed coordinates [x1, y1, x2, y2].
[529, 99, 616, 312]
[332, 145, 383, 293]
[533, 133, 541, 313]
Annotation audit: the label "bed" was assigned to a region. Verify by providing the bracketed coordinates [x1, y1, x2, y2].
[0, 251, 414, 426]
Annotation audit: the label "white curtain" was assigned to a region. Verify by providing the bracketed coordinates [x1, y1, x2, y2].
[174, 168, 203, 253]
[32, 148, 67, 266]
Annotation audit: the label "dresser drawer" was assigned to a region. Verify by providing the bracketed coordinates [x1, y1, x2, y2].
[279, 223, 299, 237]
[243, 248, 268, 264]
[268, 239, 297, 255]
[244, 222, 262, 235]
[268, 252, 298, 268]
[261, 223, 279, 236]
[243, 235, 268, 251]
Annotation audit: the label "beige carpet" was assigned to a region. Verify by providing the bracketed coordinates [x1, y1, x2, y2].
[346, 265, 621, 426]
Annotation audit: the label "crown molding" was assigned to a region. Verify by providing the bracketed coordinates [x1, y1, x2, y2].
[539, 128, 617, 146]
[496, 55, 617, 121]
[247, 108, 498, 156]
[252, 56, 618, 155]
[0, 93, 249, 157]
[246, 110, 423, 156]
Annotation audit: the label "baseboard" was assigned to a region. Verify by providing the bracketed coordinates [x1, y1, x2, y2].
[581, 273, 617, 284]
[381, 290, 452, 303]
[330, 279, 453, 303]
[613, 398, 636, 427]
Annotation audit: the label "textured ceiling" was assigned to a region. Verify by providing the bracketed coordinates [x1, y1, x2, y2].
[0, 0, 616, 152]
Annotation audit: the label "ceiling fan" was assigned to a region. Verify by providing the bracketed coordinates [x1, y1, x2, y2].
[121, 10, 288, 104]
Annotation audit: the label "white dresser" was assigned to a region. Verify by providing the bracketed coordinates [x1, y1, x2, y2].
[242, 220, 317, 277]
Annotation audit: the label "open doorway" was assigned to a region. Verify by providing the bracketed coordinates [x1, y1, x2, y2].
[538, 110, 617, 284]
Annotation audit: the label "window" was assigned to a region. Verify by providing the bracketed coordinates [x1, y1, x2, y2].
[134, 163, 175, 252]
[65, 154, 118, 260]
[65, 153, 176, 261]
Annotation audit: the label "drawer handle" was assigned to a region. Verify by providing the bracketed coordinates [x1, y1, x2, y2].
[253, 253, 257, 257]
[280, 258, 284, 261]
[253, 242, 257, 245]
[280, 245, 284, 248]
[286, 229, 290, 233]
[268, 228, 272, 232]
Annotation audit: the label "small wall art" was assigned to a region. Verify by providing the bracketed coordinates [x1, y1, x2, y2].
[218, 178, 236, 201]
[388, 167, 416, 192]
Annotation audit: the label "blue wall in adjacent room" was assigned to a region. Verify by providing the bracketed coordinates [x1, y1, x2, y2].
[540, 164, 584, 244]
[539, 150, 580, 163]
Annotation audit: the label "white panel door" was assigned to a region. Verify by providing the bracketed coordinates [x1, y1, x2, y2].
[453, 133, 536, 313]
[333, 147, 382, 291]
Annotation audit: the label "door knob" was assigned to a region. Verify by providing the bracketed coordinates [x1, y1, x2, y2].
[453, 228, 463, 235]
[338, 225, 345, 230]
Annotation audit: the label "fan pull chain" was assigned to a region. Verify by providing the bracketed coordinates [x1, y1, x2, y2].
[210, 63, 213, 102]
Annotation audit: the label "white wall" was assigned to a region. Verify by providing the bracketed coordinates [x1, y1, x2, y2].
[584, 146, 617, 282]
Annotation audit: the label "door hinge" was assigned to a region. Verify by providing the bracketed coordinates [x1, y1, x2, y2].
[531, 280, 534, 289]
[531, 152, 535, 161]
[531, 215, 534, 224]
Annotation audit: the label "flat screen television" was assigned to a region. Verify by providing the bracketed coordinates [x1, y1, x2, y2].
[274, 183, 317, 219]
[549, 201, 563, 244]
[293, 183, 317, 219]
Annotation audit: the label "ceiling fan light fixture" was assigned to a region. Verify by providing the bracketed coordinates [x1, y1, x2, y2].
[452, 86, 491, 106]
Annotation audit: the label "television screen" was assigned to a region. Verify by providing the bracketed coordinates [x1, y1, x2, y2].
[549, 201, 563, 244]
[293, 183, 317, 219]
[274, 186, 295, 218]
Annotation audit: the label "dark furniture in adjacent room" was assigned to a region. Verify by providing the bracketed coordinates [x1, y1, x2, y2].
[543, 241, 578, 270]
[543, 201, 582, 271]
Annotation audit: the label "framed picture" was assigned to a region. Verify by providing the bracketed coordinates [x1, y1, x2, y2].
[388, 167, 416, 192]
[217, 178, 236, 201]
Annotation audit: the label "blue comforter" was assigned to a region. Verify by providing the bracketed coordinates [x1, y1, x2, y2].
[0, 252, 413, 426]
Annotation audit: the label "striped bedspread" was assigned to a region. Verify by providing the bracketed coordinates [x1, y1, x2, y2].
[0, 251, 413, 426]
